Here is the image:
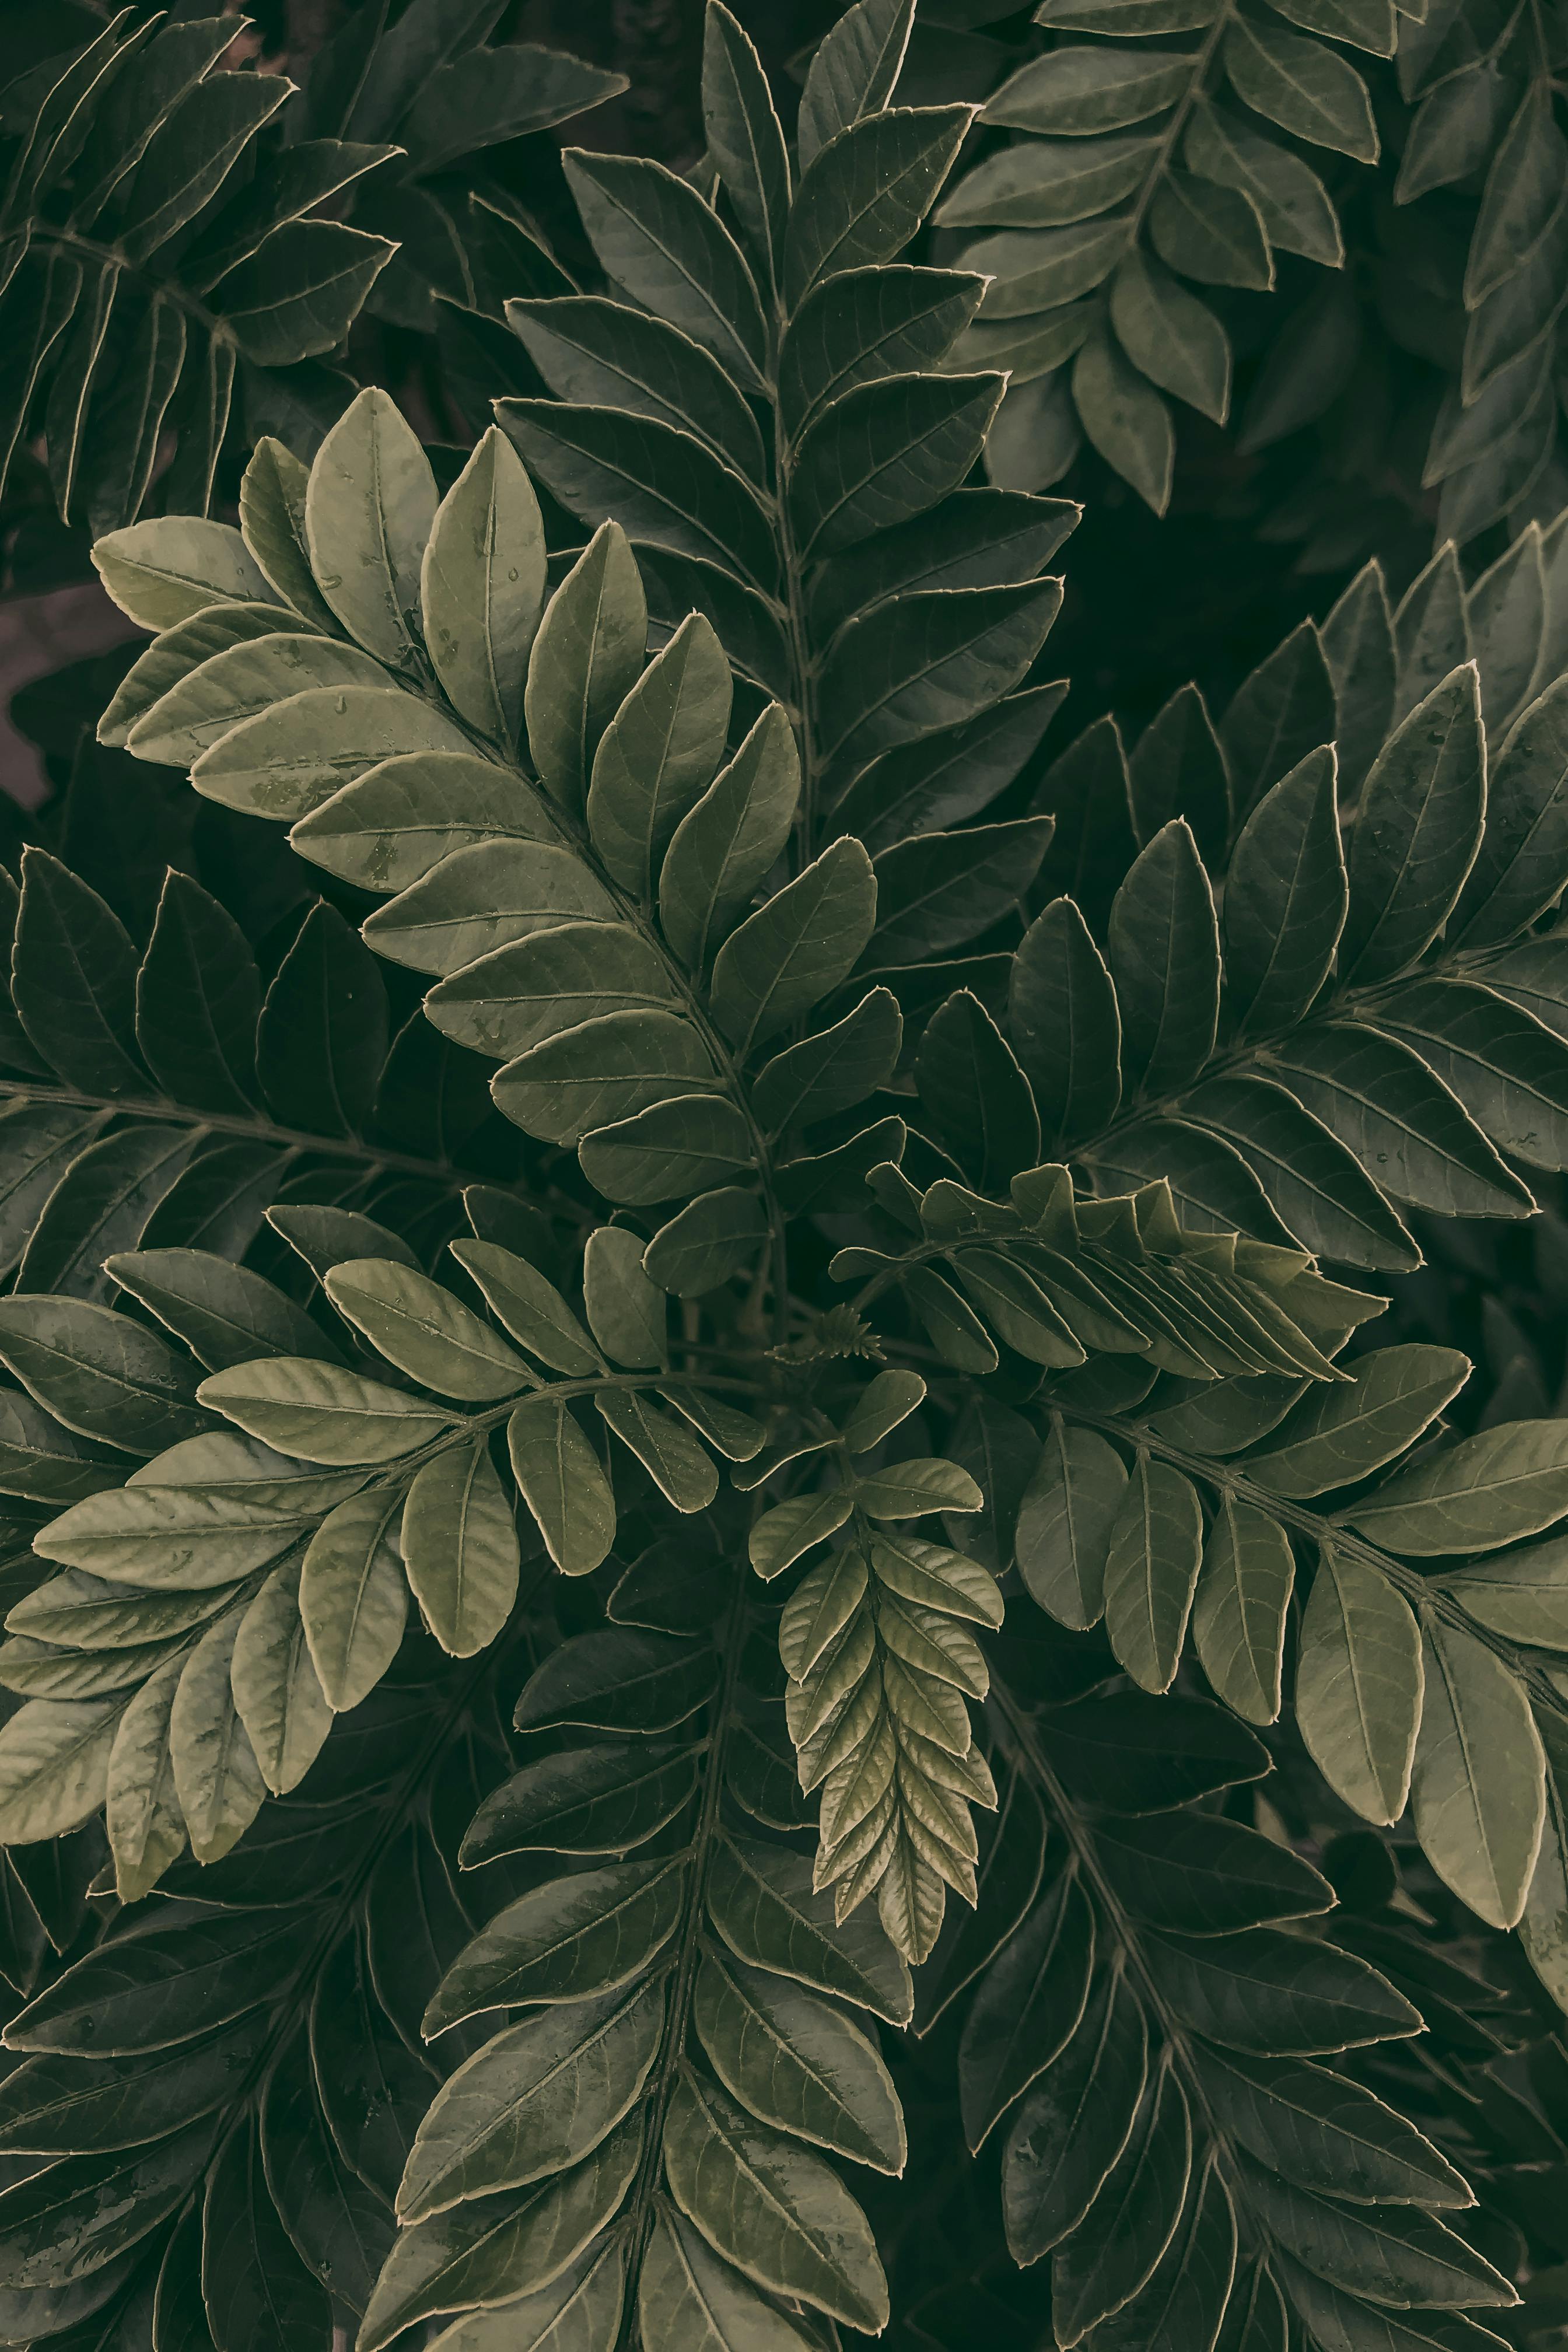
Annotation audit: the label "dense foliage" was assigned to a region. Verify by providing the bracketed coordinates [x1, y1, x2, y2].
[2, 2, 1568, 2350]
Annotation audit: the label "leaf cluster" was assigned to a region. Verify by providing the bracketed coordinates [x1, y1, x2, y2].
[0, 3, 1566, 2348]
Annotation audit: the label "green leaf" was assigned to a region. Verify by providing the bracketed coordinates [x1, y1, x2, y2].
[1048, 2056, 1192, 2346]
[659, 703, 802, 973]
[399, 1976, 663, 2219]
[90, 517, 272, 631]
[6, 1906, 313, 2054]
[1073, 327, 1174, 513]
[191, 674, 477, 822]
[1318, 561, 1394, 799]
[1216, 634, 1334, 842]
[510, 293, 768, 488]
[707, 1836, 914, 2024]
[939, 132, 1157, 232]
[587, 613, 733, 902]
[639, 2203, 821, 2352]
[462, 1741, 700, 1863]
[662, 2071, 888, 2332]
[964, 221, 1128, 320]
[428, 916, 681, 1064]
[1443, 1536, 1568, 1646]
[785, 106, 973, 309]
[1000, 1967, 1148, 2264]
[1098, 1810, 1333, 1936]
[1192, 1494, 1294, 1727]
[1016, 1418, 1127, 1630]
[360, 838, 618, 979]
[1009, 900, 1122, 1150]
[704, 2, 791, 285]
[750, 1493, 855, 1580]
[583, 1226, 667, 1368]
[1223, 747, 1347, 1040]
[778, 264, 985, 438]
[960, 1868, 1096, 2151]
[229, 1555, 333, 1796]
[1179, 1072, 1416, 1271]
[198, 1358, 448, 1465]
[818, 578, 1062, 770]
[1201, 2048, 1470, 2207]
[0, 1698, 120, 1846]
[126, 631, 387, 766]
[289, 745, 552, 891]
[237, 433, 339, 629]
[12, 848, 144, 1097]
[1413, 1616, 1545, 1928]
[451, 1241, 600, 1376]
[1108, 250, 1230, 422]
[324, 1257, 529, 1401]
[1296, 1549, 1422, 1824]
[1107, 819, 1220, 1096]
[752, 990, 901, 1135]
[514, 1628, 715, 1735]
[1038, 1692, 1268, 1814]
[1222, 16, 1378, 160]
[494, 1008, 720, 1149]
[1246, 1346, 1470, 1497]
[0, 1296, 205, 1454]
[986, 47, 1194, 135]
[1339, 666, 1485, 984]
[268, 1202, 418, 1279]
[797, 0, 915, 169]
[709, 838, 877, 1054]
[0, 2116, 215, 2292]
[501, 398, 778, 592]
[98, 595, 316, 748]
[1246, 2168, 1514, 2309]
[299, 1485, 407, 1710]
[0, 1392, 121, 1507]
[358, 2122, 639, 2351]
[402, 1437, 520, 1657]
[563, 149, 768, 389]
[425, 1854, 688, 2031]
[1349, 1418, 1568, 1555]
[790, 372, 1004, 562]
[103, 1651, 185, 1899]
[1266, 1019, 1532, 1220]
[853, 1458, 984, 1520]
[916, 995, 1042, 1196]
[168, 1607, 265, 1863]
[1521, 1715, 1568, 2014]
[1149, 1925, 1421, 2054]
[506, 1398, 616, 1576]
[642, 1187, 768, 1297]
[133, 872, 260, 1114]
[33, 1473, 321, 1592]
[13, 1122, 198, 1307]
[870, 816, 1052, 965]
[1148, 169, 1271, 292]
[597, 1388, 719, 1512]
[419, 425, 545, 747]
[304, 384, 437, 667]
[106, 1246, 340, 1373]
[693, 1949, 904, 2171]
[1455, 676, 1568, 946]
[1102, 1455, 1203, 1691]
[1371, 975, 1568, 1174]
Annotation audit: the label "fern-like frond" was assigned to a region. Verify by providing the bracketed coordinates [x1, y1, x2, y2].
[0, 5, 621, 530]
